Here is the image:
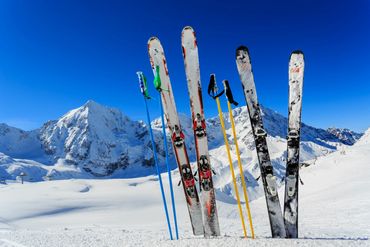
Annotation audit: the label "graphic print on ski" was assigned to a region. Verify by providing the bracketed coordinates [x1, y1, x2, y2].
[148, 37, 204, 236]
[284, 51, 304, 238]
[181, 26, 220, 237]
[235, 46, 286, 238]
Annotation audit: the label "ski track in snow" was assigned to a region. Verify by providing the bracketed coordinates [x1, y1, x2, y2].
[0, 133, 370, 246]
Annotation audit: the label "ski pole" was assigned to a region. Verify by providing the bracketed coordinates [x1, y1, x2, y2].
[223, 79, 255, 239]
[137, 71, 173, 240]
[208, 74, 248, 238]
[154, 66, 179, 240]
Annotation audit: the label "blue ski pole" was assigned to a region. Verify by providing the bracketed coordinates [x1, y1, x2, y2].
[159, 96, 179, 240]
[153, 66, 179, 239]
[137, 71, 173, 240]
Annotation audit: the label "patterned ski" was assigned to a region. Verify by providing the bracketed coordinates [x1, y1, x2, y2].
[235, 45, 286, 238]
[284, 51, 305, 238]
[181, 26, 220, 237]
[148, 37, 204, 236]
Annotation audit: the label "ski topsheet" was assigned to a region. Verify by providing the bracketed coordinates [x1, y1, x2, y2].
[148, 37, 204, 236]
[181, 26, 220, 237]
[235, 46, 286, 238]
[284, 51, 304, 238]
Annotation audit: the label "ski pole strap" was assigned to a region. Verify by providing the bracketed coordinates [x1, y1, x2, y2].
[222, 79, 238, 106]
[137, 71, 151, 99]
[208, 74, 224, 99]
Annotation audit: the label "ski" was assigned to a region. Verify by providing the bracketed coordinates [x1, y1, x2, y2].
[235, 46, 286, 238]
[284, 51, 305, 238]
[148, 37, 204, 236]
[181, 26, 220, 237]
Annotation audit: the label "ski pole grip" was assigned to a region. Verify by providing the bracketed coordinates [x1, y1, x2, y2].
[208, 74, 224, 99]
[223, 79, 238, 106]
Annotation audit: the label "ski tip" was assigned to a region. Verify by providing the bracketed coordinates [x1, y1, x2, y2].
[148, 36, 160, 44]
[290, 50, 304, 61]
[181, 26, 196, 43]
[236, 45, 250, 59]
[236, 45, 249, 53]
[182, 26, 194, 32]
[291, 50, 304, 55]
[291, 50, 304, 59]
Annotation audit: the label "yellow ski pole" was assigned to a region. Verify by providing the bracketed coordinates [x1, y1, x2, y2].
[208, 74, 248, 238]
[223, 79, 255, 239]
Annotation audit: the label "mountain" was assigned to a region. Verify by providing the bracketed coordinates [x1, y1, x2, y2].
[327, 127, 363, 145]
[38, 100, 156, 177]
[0, 101, 363, 184]
[0, 101, 166, 180]
[0, 123, 44, 160]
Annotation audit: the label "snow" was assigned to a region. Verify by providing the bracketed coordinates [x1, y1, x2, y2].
[0, 131, 370, 246]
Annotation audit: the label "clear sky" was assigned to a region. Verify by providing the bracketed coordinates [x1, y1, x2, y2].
[0, 0, 369, 132]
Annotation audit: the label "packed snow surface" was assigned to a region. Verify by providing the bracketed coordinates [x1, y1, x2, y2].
[0, 131, 369, 246]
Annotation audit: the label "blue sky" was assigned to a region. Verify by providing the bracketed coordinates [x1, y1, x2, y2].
[0, 0, 369, 132]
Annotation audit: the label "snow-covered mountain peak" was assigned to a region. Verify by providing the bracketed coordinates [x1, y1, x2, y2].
[327, 127, 362, 145]
[38, 101, 150, 177]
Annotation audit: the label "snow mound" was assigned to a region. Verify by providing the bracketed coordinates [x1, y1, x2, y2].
[355, 127, 370, 146]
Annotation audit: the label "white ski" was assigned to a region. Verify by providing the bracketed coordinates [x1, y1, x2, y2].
[181, 26, 220, 237]
[148, 37, 204, 236]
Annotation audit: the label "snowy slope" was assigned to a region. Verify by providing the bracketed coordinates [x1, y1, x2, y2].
[0, 129, 369, 246]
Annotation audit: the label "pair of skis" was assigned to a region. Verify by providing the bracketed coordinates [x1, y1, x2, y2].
[235, 46, 304, 238]
[147, 26, 220, 237]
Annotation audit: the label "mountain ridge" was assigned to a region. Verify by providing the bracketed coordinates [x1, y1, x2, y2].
[0, 100, 363, 182]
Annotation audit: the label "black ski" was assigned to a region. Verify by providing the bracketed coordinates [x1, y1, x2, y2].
[235, 46, 286, 238]
[284, 50, 305, 238]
